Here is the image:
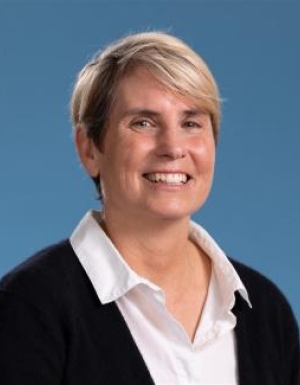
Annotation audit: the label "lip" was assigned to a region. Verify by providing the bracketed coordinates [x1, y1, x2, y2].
[142, 171, 192, 187]
[142, 170, 192, 176]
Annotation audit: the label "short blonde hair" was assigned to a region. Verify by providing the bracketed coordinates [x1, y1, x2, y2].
[71, 31, 221, 145]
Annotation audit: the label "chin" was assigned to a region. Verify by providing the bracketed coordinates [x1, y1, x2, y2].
[145, 203, 198, 221]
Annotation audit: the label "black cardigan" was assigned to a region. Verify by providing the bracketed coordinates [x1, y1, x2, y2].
[0, 240, 299, 384]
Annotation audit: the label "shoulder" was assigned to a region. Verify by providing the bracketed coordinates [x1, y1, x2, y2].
[230, 258, 292, 310]
[0, 240, 92, 310]
[1, 240, 75, 288]
[230, 258, 295, 316]
[230, 257, 299, 339]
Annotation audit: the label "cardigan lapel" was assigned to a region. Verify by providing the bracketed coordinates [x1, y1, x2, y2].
[96, 301, 155, 384]
[233, 293, 258, 385]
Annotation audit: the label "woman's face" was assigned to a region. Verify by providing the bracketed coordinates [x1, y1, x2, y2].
[87, 67, 215, 223]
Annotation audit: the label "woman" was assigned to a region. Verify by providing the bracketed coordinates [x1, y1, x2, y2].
[0, 32, 299, 384]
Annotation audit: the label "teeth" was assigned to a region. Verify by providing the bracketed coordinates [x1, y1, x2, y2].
[146, 173, 188, 184]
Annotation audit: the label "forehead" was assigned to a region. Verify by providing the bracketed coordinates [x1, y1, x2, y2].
[117, 66, 170, 97]
[112, 66, 199, 115]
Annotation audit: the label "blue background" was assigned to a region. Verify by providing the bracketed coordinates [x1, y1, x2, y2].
[0, 1, 299, 323]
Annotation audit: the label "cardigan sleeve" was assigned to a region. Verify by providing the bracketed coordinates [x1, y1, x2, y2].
[280, 294, 300, 385]
[231, 259, 300, 385]
[0, 289, 65, 385]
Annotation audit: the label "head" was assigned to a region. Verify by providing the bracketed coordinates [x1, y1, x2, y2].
[71, 31, 221, 199]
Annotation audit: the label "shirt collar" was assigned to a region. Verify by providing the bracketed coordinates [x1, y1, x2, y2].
[70, 210, 251, 309]
[189, 220, 252, 310]
[70, 211, 159, 304]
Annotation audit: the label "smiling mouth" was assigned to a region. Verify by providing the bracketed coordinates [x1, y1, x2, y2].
[143, 173, 190, 184]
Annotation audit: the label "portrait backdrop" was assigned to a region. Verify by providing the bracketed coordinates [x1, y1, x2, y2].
[0, 0, 299, 323]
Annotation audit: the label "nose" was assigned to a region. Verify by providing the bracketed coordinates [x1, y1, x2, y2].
[155, 127, 187, 160]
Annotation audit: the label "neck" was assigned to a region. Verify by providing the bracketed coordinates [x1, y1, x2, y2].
[100, 208, 212, 298]
[101, 209, 194, 285]
[100, 208, 212, 341]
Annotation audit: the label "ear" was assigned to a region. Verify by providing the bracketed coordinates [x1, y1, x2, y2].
[75, 126, 101, 177]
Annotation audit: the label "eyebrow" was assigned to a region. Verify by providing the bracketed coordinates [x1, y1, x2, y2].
[121, 108, 206, 119]
[181, 109, 206, 118]
[122, 109, 160, 118]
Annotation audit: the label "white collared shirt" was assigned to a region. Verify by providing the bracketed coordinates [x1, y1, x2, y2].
[70, 211, 251, 385]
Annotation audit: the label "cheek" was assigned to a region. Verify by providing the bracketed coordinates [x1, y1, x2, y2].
[193, 140, 215, 172]
[117, 135, 154, 169]
[99, 142, 140, 187]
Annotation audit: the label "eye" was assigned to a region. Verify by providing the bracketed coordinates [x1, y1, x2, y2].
[184, 121, 202, 129]
[131, 119, 153, 129]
